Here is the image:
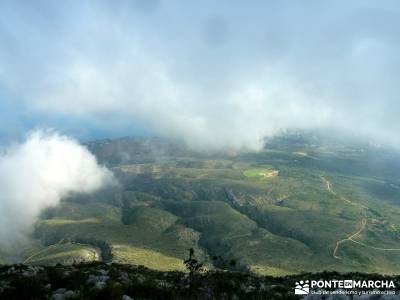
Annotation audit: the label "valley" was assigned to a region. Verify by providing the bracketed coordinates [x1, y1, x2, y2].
[1, 133, 400, 276]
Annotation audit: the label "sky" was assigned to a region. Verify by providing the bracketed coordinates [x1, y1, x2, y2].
[1, 0, 400, 149]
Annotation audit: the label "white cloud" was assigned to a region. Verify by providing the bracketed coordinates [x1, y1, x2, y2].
[0, 130, 114, 245]
[1, 1, 400, 149]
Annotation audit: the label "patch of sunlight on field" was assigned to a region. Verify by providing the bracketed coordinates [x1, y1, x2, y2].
[116, 164, 163, 174]
[40, 218, 102, 226]
[250, 265, 294, 277]
[243, 167, 279, 179]
[26, 243, 99, 265]
[112, 245, 185, 272]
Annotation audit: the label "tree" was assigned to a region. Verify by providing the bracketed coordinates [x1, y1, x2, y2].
[184, 248, 204, 277]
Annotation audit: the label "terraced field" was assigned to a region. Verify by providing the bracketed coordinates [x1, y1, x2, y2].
[2, 133, 400, 275]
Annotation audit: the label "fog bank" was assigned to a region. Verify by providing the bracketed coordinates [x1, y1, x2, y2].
[0, 130, 113, 245]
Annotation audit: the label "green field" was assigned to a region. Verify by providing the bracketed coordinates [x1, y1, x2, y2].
[243, 166, 278, 179]
[2, 134, 400, 275]
[24, 242, 99, 265]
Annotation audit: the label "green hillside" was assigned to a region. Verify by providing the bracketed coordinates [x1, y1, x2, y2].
[4, 134, 400, 276]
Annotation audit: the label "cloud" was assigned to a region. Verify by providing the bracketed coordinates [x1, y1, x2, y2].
[1, 1, 400, 149]
[0, 130, 114, 245]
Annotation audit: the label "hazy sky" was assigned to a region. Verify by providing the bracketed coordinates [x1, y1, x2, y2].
[1, 0, 400, 149]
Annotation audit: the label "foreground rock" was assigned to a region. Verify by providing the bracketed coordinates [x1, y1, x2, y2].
[0, 262, 399, 299]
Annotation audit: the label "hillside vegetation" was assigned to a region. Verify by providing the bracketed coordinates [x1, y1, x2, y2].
[2, 133, 400, 276]
[1, 261, 399, 299]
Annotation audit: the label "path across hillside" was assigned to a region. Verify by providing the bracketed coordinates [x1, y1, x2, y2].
[321, 176, 400, 259]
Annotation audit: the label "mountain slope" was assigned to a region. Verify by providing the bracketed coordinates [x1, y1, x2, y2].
[2, 134, 400, 275]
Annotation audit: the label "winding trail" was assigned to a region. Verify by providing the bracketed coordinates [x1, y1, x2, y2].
[321, 176, 368, 209]
[23, 239, 65, 264]
[333, 219, 366, 259]
[23, 239, 102, 264]
[321, 176, 400, 259]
